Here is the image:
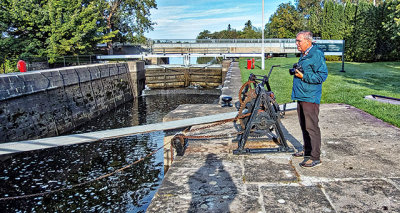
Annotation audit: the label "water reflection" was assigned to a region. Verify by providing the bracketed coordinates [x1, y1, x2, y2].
[0, 92, 219, 212]
[73, 92, 219, 133]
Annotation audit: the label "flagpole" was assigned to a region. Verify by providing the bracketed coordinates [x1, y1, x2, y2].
[262, 0, 265, 70]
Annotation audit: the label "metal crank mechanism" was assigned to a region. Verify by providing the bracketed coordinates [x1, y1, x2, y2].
[171, 133, 188, 156]
[233, 65, 294, 154]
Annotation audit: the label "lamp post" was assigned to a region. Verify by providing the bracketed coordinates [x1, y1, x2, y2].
[262, 0, 265, 70]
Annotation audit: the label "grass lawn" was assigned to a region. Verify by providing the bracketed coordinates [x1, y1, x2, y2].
[238, 57, 400, 128]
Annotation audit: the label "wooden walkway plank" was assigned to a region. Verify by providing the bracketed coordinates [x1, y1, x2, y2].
[0, 102, 296, 156]
[0, 111, 237, 156]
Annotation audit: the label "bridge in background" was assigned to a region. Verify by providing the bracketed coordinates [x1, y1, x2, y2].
[152, 39, 297, 54]
[150, 39, 344, 55]
[102, 39, 344, 66]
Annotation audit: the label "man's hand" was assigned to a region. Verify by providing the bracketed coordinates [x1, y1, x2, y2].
[295, 69, 303, 79]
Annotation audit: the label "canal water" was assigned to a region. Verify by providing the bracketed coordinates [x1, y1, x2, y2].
[0, 92, 220, 212]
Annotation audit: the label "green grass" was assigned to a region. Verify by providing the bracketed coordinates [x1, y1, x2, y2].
[239, 57, 400, 127]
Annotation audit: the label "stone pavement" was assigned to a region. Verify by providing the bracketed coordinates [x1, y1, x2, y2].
[147, 62, 400, 212]
[219, 61, 243, 105]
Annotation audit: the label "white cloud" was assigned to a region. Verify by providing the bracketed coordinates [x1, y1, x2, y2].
[148, 16, 256, 39]
[151, 5, 249, 21]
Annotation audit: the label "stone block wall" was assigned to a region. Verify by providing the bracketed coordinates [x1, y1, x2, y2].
[0, 62, 145, 143]
[127, 61, 146, 97]
[222, 59, 232, 82]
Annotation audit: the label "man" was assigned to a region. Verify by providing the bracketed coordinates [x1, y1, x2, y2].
[291, 31, 328, 168]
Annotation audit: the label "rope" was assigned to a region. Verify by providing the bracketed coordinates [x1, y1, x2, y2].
[0, 141, 170, 201]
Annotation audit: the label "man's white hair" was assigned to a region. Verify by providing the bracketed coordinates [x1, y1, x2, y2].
[297, 31, 313, 42]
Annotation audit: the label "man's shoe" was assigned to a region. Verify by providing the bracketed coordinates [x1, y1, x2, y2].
[301, 159, 322, 168]
[299, 157, 311, 167]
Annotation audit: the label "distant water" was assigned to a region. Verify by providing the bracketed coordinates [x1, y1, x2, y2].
[0, 92, 219, 212]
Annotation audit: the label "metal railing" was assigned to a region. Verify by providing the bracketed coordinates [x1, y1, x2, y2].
[151, 39, 297, 44]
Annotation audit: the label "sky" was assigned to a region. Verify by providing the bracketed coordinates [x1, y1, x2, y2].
[144, 0, 293, 39]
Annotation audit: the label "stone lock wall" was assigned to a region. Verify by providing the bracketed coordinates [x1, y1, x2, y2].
[0, 62, 145, 143]
[221, 59, 232, 81]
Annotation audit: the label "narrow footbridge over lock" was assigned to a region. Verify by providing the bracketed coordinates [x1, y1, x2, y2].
[152, 39, 299, 54]
[110, 38, 344, 56]
[100, 39, 345, 66]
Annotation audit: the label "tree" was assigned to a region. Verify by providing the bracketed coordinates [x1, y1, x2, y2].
[268, 3, 304, 38]
[216, 29, 240, 39]
[347, 0, 379, 61]
[343, 0, 357, 38]
[46, 0, 114, 62]
[296, 0, 322, 14]
[296, 0, 324, 37]
[264, 23, 273, 38]
[0, 0, 49, 72]
[307, 6, 323, 37]
[197, 30, 212, 39]
[383, 0, 400, 39]
[104, 0, 157, 54]
[244, 20, 253, 30]
[0, 0, 157, 72]
[321, 0, 345, 39]
[377, 0, 400, 60]
[240, 20, 262, 39]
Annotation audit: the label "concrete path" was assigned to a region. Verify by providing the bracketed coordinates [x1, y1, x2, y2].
[147, 103, 400, 212]
[220, 61, 243, 104]
[147, 60, 400, 212]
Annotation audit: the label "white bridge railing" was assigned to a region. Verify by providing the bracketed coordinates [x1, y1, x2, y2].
[150, 39, 344, 56]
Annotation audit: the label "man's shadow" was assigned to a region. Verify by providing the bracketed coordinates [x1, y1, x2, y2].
[280, 123, 303, 151]
[188, 154, 237, 212]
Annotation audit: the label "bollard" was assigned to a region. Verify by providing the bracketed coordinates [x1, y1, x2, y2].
[17, 60, 27, 72]
[252, 58, 255, 69]
[247, 59, 251, 70]
[221, 96, 233, 107]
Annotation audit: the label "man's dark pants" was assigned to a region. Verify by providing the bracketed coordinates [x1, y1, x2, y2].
[297, 101, 321, 161]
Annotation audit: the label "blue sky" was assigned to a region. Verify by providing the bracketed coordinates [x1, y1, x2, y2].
[144, 0, 293, 39]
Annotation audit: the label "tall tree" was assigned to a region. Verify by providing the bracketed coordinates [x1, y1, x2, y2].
[264, 22, 273, 38]
[216, 29, 240, 39]
[321, 0, 345, 39]
[104, 0, 157, 54]
[307, 6, 323, 37]
[0, 0, 157, 72]
[347, 0, 379, 61]
[296, 0, 324, 37]
[383, 0, 400, 39]
[46, 0, 114, 62]
[343, 0, 357, 38]
[244, 20, 253, 30]
[378, 0, 400, 60]
[197, 30, 212, 39]
[240, 20, 262, 39]
[0, 0, 49, 72]
[268, 3, 304, 38]
[295, 0, 322, 37]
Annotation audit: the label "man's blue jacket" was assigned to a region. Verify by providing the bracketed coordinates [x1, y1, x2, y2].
[291, 45, 328, 104]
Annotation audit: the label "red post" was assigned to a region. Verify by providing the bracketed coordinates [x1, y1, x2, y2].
[17, 60, 27, 72]
[252, 58, 255, 69]
[247, 59, 251, 70]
